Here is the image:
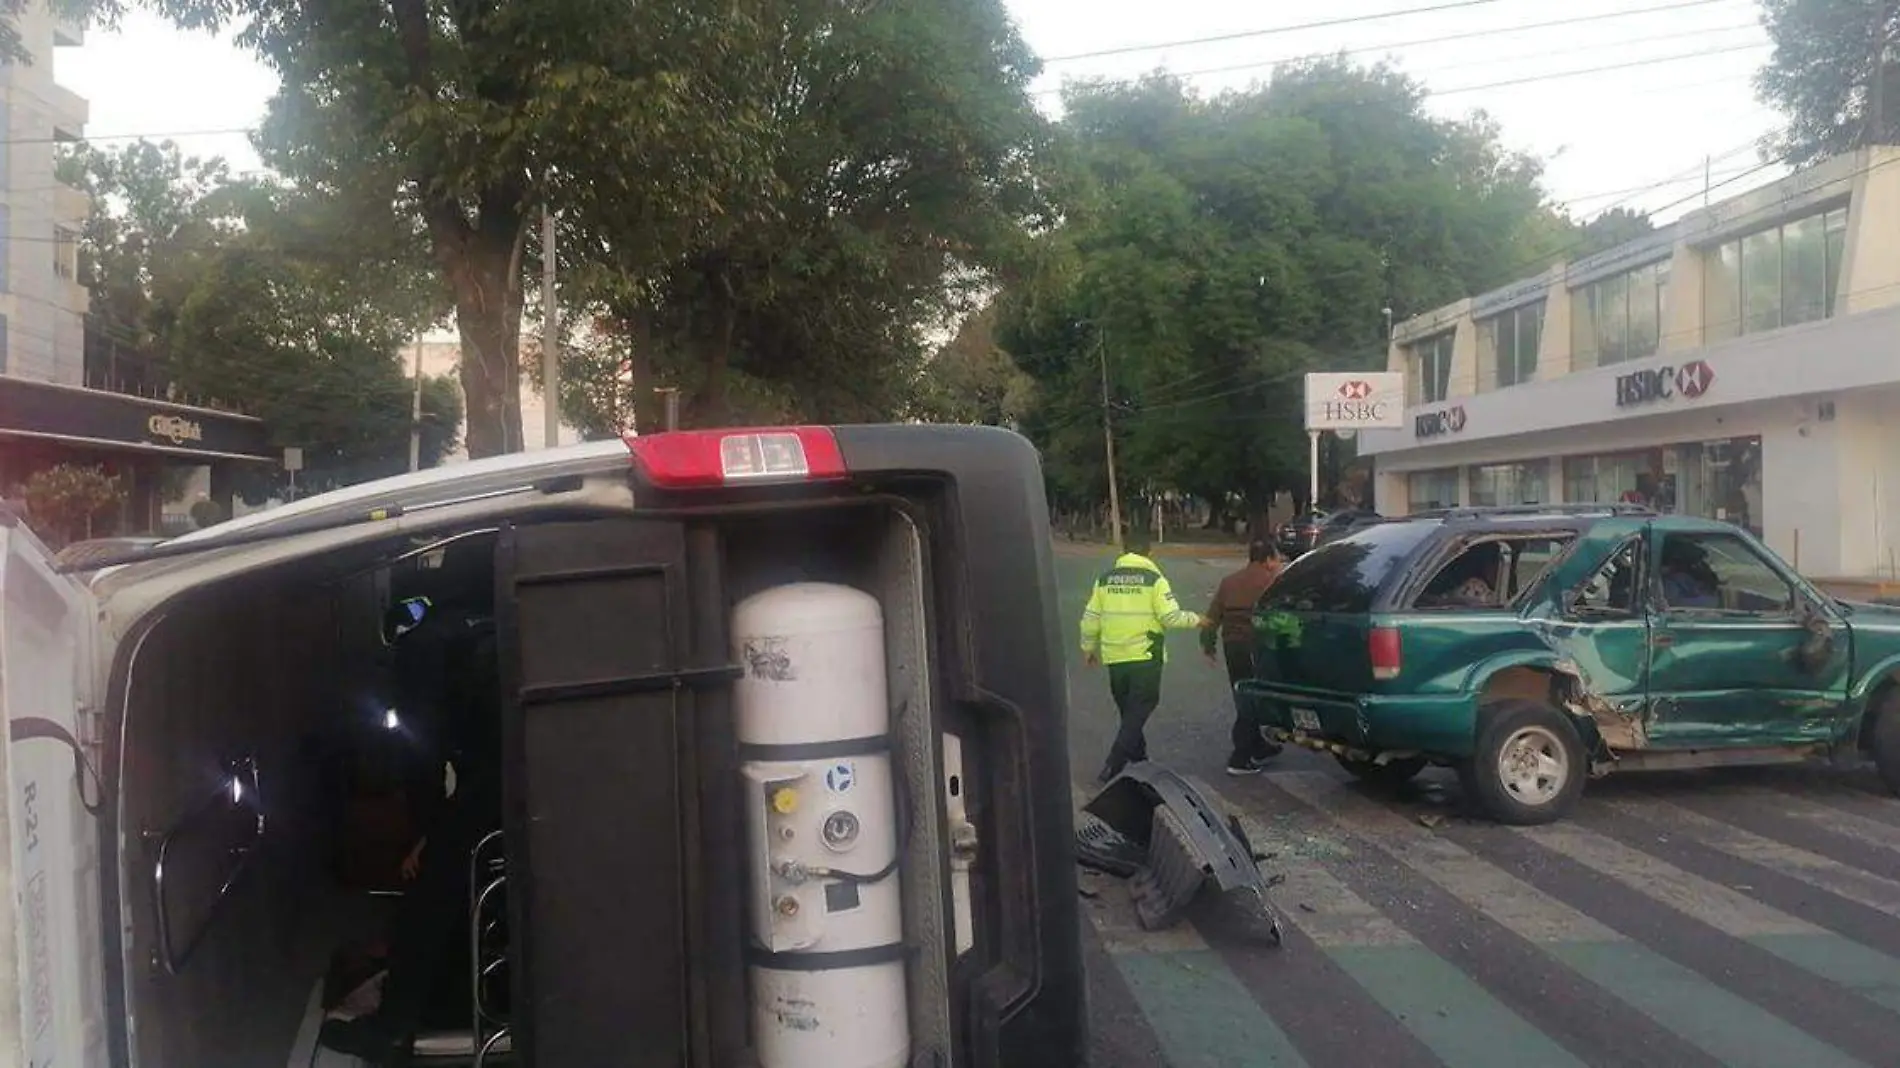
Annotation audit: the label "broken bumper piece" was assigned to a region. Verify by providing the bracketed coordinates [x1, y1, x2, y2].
[1077, 761, 1283, 944]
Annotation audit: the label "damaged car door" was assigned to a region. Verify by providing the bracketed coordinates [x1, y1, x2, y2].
[1644, 525, 1851, 747]
[1543, 527, 1654, 752]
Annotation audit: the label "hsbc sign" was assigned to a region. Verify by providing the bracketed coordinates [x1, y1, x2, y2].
[1615, 360, 1717, 408]
[1304, 372, 1406, 431]
[1414, 405, 1467, 439]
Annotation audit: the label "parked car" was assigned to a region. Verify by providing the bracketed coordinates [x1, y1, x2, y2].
[1238, 504, 1900, 825]
[1275, 508, 1380, 558]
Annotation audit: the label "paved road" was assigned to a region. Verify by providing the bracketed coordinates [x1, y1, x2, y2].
[1060, 547, 1900, 1068]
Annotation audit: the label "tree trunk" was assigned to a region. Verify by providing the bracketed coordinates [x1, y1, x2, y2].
[695, 299, 738, 429]
[625, 305, 660, 434]
[430, 200, 527, 459]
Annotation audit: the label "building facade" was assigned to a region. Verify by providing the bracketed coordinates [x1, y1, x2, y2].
[0, 4, 271, 537]
[1360, 147, 1900, 582]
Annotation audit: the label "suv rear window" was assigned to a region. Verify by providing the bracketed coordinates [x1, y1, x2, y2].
[1262, 521, 1438, 613]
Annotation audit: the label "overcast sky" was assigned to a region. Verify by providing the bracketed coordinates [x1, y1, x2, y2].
[58, 0, 1784, 226]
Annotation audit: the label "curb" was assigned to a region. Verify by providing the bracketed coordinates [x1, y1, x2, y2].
[1052, 539, 1246, 560]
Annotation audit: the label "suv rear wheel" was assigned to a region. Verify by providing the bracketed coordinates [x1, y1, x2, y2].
[1460, 699, 1586, 826]
[1335, 753, 1428, 787]
[1868, 686, 1900, 796]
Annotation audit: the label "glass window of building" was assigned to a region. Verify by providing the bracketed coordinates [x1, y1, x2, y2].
[1477, 301, 1543, 390]
[1572, 261, 1668, 370]
[1468, 462, 1549, 507]
[1407, 469, 1459, 511]
[1406, 331, 1454, 405]
[1702, 205, 1848, 343]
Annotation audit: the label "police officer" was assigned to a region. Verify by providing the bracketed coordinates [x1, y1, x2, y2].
[1079, 529, 1205, 783]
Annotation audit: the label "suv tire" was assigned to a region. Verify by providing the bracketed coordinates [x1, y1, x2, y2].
[1869, 687, 1900, 796]
[1459, 699, 1586, 826]
[1334, 753, 1428, 787]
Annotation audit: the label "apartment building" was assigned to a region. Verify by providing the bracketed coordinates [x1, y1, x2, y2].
[0, 3, 270, 533]
[1360, 146, 1900, 582]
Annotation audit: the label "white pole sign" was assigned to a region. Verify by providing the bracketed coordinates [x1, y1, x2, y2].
[1303, 372, 1406, 431]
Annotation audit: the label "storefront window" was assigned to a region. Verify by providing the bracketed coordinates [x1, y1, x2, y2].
[1560, 436, 1763, 537]
[1408, 469, 1459, 512]
[1703, 205, 1847, 343]
[1669, 436, 1764, 537]
[1477, 301, 1543, 390]
[1406, 332, 1454, 405]
[1468, 462, 1548, 507]
[1572, 261, 1668, 370]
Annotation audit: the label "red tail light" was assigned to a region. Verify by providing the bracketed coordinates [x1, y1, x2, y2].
[624, 427, 848, 489]
[1369, 626, 1402, 681]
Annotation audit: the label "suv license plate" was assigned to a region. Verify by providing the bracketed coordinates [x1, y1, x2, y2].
[1290, 707, 1322, 732]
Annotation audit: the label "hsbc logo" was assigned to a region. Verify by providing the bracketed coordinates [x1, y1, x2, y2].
[1415, 405, 1467, 438]
[1321, 379, 1392, 424]
[1615, 359, 1717, 408]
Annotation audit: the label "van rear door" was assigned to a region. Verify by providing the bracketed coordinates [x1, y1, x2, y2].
[0, 517, 108, 1067]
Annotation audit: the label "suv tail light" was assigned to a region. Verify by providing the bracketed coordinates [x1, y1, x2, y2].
[624, 427, 848, 489]
[1369, 626, 1402, 681]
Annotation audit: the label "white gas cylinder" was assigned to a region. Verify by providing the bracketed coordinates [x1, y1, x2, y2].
[732, 582, 910, 1068]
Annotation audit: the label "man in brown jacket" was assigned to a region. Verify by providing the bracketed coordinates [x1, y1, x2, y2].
[1202, 537, 1286, 775]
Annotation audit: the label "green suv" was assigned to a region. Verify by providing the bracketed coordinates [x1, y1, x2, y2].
[1235, 505, 1900, 825]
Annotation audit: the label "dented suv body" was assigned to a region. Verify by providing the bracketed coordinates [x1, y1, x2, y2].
[1236, 505, 1900, 824]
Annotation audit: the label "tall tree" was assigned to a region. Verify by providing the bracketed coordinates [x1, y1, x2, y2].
[65, 139, 464, 491]
[996, 62, 1572, 515]
[1757, 0, 1900, 164]
[116, 0, 775, 456]
[563, 0, 1053, 430]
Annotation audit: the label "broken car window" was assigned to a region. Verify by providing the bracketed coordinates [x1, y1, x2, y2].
[1414, 535, 1573, 610]
[1657, 531, 1795, 614]
[1573, 539, 1640, 616]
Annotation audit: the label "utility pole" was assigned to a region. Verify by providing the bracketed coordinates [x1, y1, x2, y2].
[407, 336, 425, 472]
[657, 386, 682, 432]
[1098, 328, 1124, 546]
[540, 204, 560, 449]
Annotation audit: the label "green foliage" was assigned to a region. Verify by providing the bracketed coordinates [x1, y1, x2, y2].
[561, 0, 1054, 430]
[1757, 0, 1900, 165]
[912, 306, 1037, 426]
[128, 0, 785, 457]
[65, 139, 462, 494]
[1574, 207, 1657, 259]
[19, 464, 124, 548]
[996, 62, 1575, 513]
[188, 497, 228, 529]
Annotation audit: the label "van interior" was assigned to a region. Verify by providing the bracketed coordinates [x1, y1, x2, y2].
[108, 501, 961, 1068]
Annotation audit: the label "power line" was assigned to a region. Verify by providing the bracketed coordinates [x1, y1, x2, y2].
[1430, 40, 1767, 97]
[1158, 1, 1751, 83]
[1, 126, 257, 148]
[1042, 0, 1516, 63]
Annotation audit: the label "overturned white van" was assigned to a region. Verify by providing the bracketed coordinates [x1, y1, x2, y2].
[0, 425, 1084, 1068]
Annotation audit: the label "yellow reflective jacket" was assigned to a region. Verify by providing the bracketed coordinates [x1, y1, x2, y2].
[1078, 553, 1204, 665]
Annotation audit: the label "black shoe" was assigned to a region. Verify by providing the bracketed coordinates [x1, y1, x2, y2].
[1097, 764, 1120, 785]
[1225, 754, 1272, 777]
[320, 1016, 407, 1065]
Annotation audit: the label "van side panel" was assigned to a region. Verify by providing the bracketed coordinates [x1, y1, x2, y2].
[0, 522, 109, 1068]
[830, 426, 1084, 1068]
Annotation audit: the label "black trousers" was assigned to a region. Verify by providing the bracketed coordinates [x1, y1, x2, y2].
[374, 810, 481, 1062]
[1224, 641, 1278, 762]
[1105, 659, 1164, 774]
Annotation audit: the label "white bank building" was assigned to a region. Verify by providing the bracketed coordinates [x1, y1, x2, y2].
[1360, 146, 1900, 586]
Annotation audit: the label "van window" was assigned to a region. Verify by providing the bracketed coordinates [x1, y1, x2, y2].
[1414, 535, 1574, 609]
[1261, 521, 1437, 614]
